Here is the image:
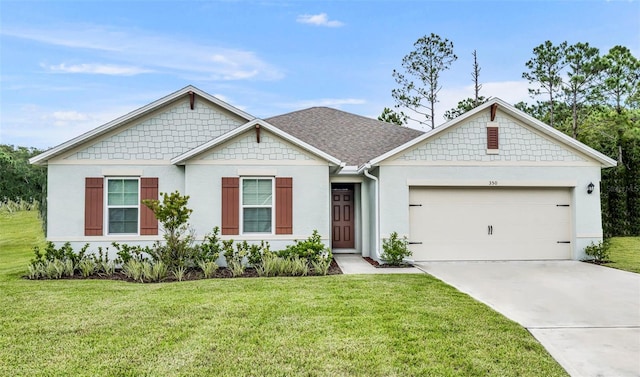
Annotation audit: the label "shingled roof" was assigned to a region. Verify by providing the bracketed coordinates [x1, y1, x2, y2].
[266, 107, 424, 166]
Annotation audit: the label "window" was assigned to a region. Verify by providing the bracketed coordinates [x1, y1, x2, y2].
[107, 178, 139, 234]
[241, 178, 273, 233]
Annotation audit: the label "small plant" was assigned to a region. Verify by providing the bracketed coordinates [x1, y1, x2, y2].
[122, 260, 144, 282]
[149, 261, 168, 282]
[228, 259, 245, 277]
[289, 256, 309, 276]
[197, 260, 218, 279]
[78, 259, 96, 278]
[98, 261, 116, 276]
[27, 263, 45, 279]
[172, 266, 187, 282]
[311, 258, 331, 276]
[584, 239, 611, 263]
[380, 231, 412, 266]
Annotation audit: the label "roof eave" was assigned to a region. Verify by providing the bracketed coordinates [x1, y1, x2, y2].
[29, 85, 255, 165]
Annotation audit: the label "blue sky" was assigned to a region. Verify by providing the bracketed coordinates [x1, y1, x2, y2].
[1, 0, 638, 149]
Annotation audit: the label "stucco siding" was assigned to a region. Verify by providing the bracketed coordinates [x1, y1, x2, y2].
[63, 99, 245, 161]
[185, 164, 331, 251]
[47, 164, 185, 242]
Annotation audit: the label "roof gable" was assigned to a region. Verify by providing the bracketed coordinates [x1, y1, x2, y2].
[171, 119, 343, 166]
[266, 107, 423, 166]
[365, 98, 616, 169]
[30, 85, 254, 165]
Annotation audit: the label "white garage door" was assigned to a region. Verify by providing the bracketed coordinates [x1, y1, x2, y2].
[408, 187, 572, 261]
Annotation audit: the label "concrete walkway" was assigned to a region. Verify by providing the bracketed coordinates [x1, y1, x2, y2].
[415, 261, 640, 377]
[333, 254, 422, 274]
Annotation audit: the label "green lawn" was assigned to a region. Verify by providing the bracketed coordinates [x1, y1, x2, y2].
[0, 212, 567, 376]
[606, 237, 640, 273]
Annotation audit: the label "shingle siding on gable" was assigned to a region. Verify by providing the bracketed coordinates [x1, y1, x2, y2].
[394, 113, 588, 163]
[65, 100, 245, 161]
[201, 131, 316, 161]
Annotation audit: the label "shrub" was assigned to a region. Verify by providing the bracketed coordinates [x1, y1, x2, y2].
[196, 227, 223, 263]
[143, 191, 197, 269]
[31, 241, 89, 267]
[247, 241, 271, 267]
[224, 240, 248, 268]
[380, 231, 412, 265]
[584, 239, 611, 262]
[278, 230, 332, 263]
[111, 242, 148, 264]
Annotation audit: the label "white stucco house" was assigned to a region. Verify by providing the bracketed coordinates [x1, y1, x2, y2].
[30, 85, 616, 262]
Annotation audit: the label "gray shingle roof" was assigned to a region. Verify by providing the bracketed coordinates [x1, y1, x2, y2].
[266, 107, 424, 166]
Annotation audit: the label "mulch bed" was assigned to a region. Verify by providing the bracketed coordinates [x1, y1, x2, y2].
[363, 256, 414, 268]
[31, 259, 343, 283]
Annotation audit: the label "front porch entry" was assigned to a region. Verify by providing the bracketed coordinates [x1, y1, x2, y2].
[331, 184, 355, 250]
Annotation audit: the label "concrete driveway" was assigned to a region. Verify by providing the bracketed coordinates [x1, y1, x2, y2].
[415, 261, 640, 377]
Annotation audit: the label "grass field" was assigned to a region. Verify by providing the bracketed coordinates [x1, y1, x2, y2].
[0, 211, 568, 376]
[606, 237, 640, 273]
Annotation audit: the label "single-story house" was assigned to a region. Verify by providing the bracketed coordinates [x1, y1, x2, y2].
[30, 85, 616, 262]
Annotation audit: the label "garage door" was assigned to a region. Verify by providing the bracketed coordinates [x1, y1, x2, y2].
[408, 187, 572, 261]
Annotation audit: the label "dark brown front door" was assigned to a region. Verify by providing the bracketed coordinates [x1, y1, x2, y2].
[332, 186, 354, 248]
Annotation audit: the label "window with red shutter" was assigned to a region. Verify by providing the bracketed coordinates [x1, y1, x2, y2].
[84, 178, 104, 236]
[140, 178, 158, 235]
[275, 177, 293, 234]
[221, 177, 239, 235]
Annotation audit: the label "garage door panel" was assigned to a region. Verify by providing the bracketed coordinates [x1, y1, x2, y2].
[409, 187, 572, 261]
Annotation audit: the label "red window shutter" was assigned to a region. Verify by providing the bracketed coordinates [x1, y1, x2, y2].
[487, 127, 499, 149]
[275, 177, 293, 234]
[140, 178, 159, 235]
[84, 178, 104, 236]
[221, 177, 239, 235]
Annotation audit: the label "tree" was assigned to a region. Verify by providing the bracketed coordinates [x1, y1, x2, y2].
[444, 96, 489, 120]
[443, 50, 488, 120]
[601, 45, 640, 113]
[472, 50, 482, 107]
[562, 42, 603, 138]
[392, 33, 458, 129]
[378, 107, 405, 125]
[522, 40, 568, 128]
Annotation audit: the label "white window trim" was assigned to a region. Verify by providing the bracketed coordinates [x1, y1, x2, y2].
[240, 177, 275, 235]
[104, 177, 140, 236]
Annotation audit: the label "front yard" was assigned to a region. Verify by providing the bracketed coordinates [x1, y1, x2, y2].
[605, 237, 640, 273]
[0, 211, 568, 376]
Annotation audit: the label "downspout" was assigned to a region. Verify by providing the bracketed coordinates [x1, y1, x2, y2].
[362, 164, 380, 260]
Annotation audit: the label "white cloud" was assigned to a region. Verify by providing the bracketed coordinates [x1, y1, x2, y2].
[279, 98, 365, 109]
[4, 24, 283, 81]
[296, 13, 344, 27]
[45, 63, 152, 76]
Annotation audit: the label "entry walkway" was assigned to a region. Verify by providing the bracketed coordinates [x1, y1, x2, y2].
[333, 254, 422, 274]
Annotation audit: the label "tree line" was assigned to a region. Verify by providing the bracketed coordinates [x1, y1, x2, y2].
[383, 35, 639, 236]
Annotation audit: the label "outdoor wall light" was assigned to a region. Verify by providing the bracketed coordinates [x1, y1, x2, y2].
[587, 182, 595, 194]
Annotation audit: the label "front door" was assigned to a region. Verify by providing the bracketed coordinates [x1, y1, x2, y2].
[332, 185, 355, 249]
